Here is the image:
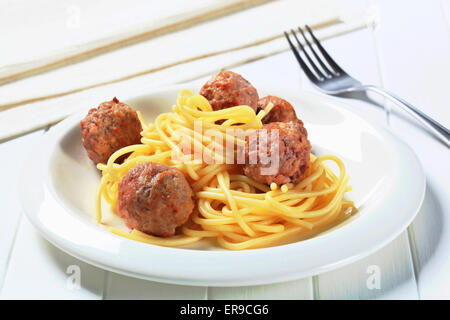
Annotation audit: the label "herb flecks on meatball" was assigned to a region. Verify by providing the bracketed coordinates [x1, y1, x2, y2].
[243, 121, 311, 185]
[200, 71, 259, 112]
[117, 162, 195, 237]
[80, 98, 142, 165]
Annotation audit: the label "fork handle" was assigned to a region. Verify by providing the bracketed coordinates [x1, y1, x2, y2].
[361, 85, 450, 147]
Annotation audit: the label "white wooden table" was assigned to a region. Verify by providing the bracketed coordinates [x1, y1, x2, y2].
[0, 0, 449, 299]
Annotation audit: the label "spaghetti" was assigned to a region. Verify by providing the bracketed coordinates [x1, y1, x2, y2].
[96, 89, 355, 250]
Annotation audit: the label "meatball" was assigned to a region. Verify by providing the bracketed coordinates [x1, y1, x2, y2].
[117, 162, 195, 237]
[200, 71, 259, 112]
[80, 97, 142, 165]
[243, 121, 311, 185]
[258, 96, 299, 124]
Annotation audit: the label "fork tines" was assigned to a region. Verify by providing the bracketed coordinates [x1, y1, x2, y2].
[284, 25, 344, 82]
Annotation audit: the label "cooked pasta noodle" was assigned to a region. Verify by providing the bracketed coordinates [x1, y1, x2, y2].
[96, 89, 355, 250]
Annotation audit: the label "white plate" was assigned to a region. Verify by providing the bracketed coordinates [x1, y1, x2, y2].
[19, 85, 425, 286]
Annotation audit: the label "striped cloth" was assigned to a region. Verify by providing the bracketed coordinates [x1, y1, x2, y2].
[0, 0, 374, 140]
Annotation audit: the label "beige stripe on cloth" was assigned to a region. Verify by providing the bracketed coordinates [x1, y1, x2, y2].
[0, 0, 374, 141]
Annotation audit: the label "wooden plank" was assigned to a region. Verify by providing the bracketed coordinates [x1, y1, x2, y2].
[304, 22, 419, 299]
[316, 233, 418, 299]
[0, 130, 44, 291]
[208, 280, 313, 300]
[373, 0, 450, 128]
[373, 0, 450, 299]
[441, 0, 450, 34]
[1, 217, 105, 299]
[0, 126, 105, 299]
[104, 273, 207, 300]
[443, 0, 450, 32]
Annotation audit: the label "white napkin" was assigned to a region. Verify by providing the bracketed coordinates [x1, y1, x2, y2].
[0, 0, 269, 83]
[0, 0, 374, 140]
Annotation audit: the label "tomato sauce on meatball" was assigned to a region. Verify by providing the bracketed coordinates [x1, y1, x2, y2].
[117, 162, 195, 237]
[80, 97, 142, 165]
[243, 121, 311, 185]
[258, 96, 299, 124]
[200, 71, 259, 112]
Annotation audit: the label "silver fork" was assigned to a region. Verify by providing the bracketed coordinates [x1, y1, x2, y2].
[284, 25, 450, 147]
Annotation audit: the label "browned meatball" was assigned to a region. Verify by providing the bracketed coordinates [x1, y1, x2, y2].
[80, 97, 142, 165]
[117, 162, 195, 237]
[243, 121, 311, 185]
[200, 71, 259, 112]
[258, 96, 299, 124]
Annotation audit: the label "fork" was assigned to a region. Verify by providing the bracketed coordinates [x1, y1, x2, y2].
[284, 25, 450, 147]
